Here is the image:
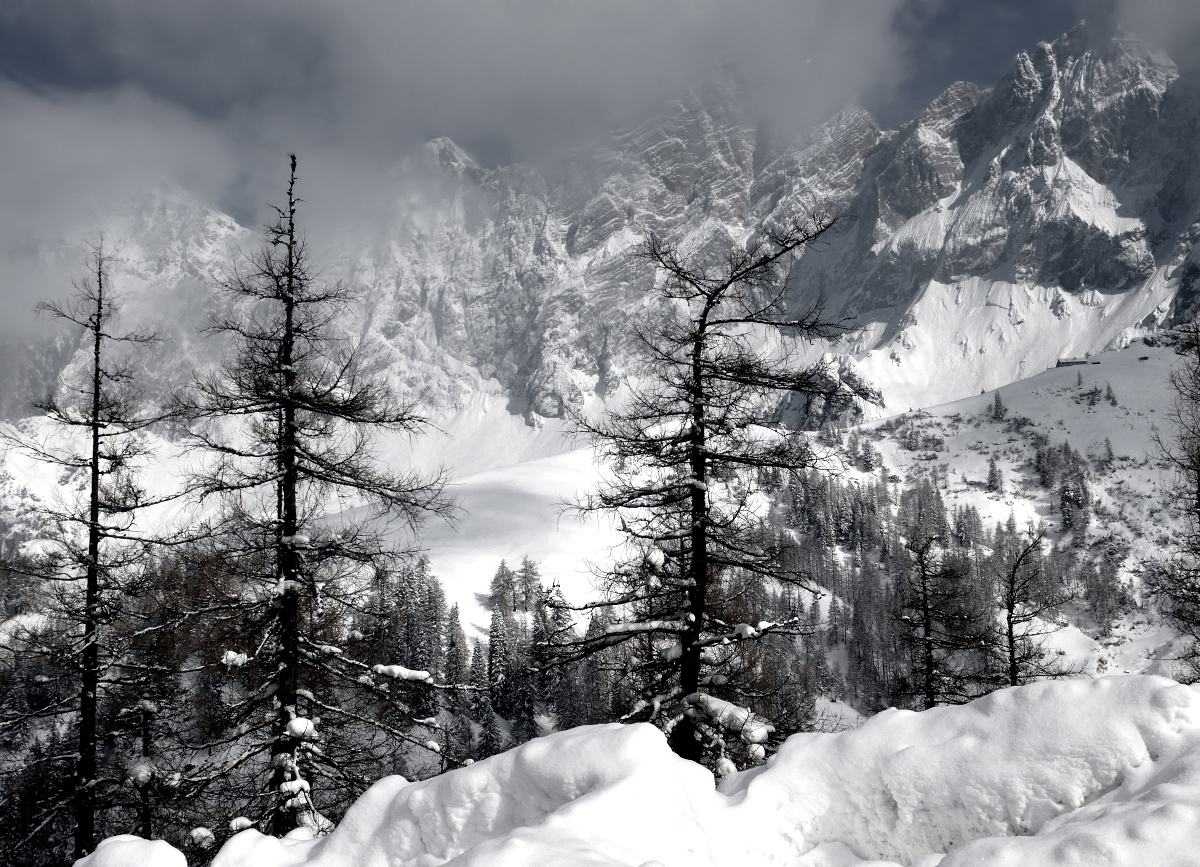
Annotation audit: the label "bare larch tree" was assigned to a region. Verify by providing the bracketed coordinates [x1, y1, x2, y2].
[1, 240, 165, 860]
[1151, 320, 1200, 678]
[177, 155, 454, 836]
[558, 215, 875, 766]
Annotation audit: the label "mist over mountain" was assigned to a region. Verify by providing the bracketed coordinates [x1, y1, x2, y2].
[5, 17, 1200, 437]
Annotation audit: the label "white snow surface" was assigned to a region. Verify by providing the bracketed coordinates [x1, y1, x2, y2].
[415, 446, 619, 635]
[75, 835, 187, 867]
[90, 675, 1200, 867]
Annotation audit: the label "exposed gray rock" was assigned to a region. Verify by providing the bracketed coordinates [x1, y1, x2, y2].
[10, 20, 1200, 426]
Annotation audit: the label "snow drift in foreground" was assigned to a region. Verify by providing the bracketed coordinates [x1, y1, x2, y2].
[79, 676, 1200, 867]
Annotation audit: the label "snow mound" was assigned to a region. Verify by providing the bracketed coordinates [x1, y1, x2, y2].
[74, 835, 187, 867]
[102, 676, 1200, 866]
[727, 675, 1200, 865]
[210, 723, 720, 867]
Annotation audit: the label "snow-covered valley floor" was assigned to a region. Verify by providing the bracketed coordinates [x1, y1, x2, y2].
[419, 448, 619, 635]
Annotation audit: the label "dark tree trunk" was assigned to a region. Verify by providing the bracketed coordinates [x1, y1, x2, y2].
[1006, 574, 1019, 687]
[270, 155, 303, 836]
[920, 570, 936, 711]
[673, 353, 709, 761]
[73, 259, 105, 861]
[139, 706, 153, 839]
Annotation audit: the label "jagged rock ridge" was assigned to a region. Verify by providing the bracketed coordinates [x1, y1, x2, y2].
[10, 18, 1200, 430]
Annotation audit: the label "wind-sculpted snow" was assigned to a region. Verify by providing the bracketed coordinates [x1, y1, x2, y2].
[725, 676, 1200, 865]
[87, 675, 1200, 866]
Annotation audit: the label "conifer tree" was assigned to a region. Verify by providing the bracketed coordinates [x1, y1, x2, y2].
[893, 535, 988, 708]
[467, 638, 491, 748]
[891, 481, 990, 708]
[175, 155, 452, 836]
[487, 608, 513, 716]
[0, 241, 171, 860]
[985, 524, 1072, 686]
[444, 604, 468, 687]
[489, 561, 517, 616]
[516, 557, 541, 614]
[559, 215, 874, 766]
[987, 456, 1003, 494]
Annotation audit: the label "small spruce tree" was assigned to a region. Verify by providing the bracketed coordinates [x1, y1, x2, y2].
[986, 456, 1003, 494]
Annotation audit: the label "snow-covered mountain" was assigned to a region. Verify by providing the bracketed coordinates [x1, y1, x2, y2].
[7, 19, 1200, 447]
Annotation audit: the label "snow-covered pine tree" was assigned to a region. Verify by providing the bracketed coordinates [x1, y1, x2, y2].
[516, 557, 541, 615]
[438, 605, 472, 764]
[489, 561, 516, 617]
[1058, 470, 1090, 537]
[444, 605, 468, 687]
[487, 607, 513, 717]
[986, 456, 1003, 494]
[859, 439, 878, 473]
[467, 638, 491, 752]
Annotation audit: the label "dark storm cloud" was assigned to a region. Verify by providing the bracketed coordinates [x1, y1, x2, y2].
[0, 0, 904, 166]
[0, 5, 903, 226]
[876, 0, 1200, 125]
[0, 0, 1189, 335]
[0, 0, 909, 335]
[872, 0, 1097, 127]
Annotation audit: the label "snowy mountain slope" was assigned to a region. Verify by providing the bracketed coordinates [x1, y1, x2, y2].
[848, 338, 1185, 679]
[803, 24, 1195, 413]
[6, 19, 1200, 654]
[366, 19, 1200, 423]
[80, 675, 1200, 867]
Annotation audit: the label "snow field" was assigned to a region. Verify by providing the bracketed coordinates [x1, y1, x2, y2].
[79, 675, 1200, 867]
[414, 447, 620, 634]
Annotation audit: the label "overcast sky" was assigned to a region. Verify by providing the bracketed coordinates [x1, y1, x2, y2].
[0, 0, 1197, 333]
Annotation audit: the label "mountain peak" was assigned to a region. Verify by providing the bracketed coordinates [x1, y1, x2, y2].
[424, 137, 486, 182]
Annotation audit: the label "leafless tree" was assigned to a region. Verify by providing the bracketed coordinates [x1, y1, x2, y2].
[176, 155, 455, 836]
[556, 215, 875, 765]
[1, 240, 168, 860]
[1150, 320, 1200, 678]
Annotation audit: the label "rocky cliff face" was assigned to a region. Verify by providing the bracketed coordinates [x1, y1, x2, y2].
[11, 20, 1200, 432]
[795, 22, 1192, 411]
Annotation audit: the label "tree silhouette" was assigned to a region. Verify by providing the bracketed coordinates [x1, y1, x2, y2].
[177, 155, 454, 835]
[557, 215, 875, 765]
